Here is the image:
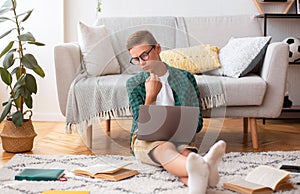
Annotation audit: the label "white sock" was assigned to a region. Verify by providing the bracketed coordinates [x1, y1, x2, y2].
[203, 140, 226, 187]
[186, 152, 209, 194]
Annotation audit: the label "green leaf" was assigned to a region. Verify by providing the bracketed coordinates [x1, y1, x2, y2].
[0, 16, 12, 22]
[0, 67, 12, 85]
[0, 28, 14, 39]
[13, 88, 21, 99]
[13, 85, 29, 101]
[16, 73, 26, 86]
[12, 83, 22, 99]
[33, 64, 45, 78]
[20, 9, 33, 23]
[21, 53, 38, 69]
[14, 86, 29, 99]
[11, 67, 19, 74]
[2, 101, 9, 106]
[3, 50, 14, 69]
[14, 97, 21, 109]
[11, 66, 24, 79]
[28, 41, 45, 46]
[18, 32, 35, 42]
[0, 99, 12, 122]
[0, 7, 11, 15]
[12, 111, 23, 126]
[12, 74, 26, 95]
[24, 96, 32, 108]
[22, 87, 31, 99]
[16, 9, 32, 18]
[25, 74, 37, 94]
[0, 41, 14, 59]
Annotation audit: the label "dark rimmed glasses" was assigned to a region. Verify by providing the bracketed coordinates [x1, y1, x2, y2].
[130, 45, 155, 65]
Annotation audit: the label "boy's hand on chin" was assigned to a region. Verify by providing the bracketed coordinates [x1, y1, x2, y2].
[145, 73, 162, 105]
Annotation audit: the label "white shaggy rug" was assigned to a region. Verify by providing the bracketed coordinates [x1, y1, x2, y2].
[0, 151, 299, 194]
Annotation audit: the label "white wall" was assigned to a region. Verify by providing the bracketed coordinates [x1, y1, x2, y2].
[0, 0, 299, 122]
[102, 0, 258, 17]
[64, 0, 97, 42]
[27, 1, 64, 121]
[0, 0, 64, 121]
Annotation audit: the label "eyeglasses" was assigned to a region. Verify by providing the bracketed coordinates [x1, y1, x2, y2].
[130, 46, 155, 65]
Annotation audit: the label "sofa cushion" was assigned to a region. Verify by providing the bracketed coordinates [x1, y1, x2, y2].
[207, 36, 271, 78]
[159, 45, 221, 74]
[194, 74, 267, 106]
[77, 21, 120, 76]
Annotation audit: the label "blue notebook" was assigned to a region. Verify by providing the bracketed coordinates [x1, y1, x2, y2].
[15, 168, 65, 181]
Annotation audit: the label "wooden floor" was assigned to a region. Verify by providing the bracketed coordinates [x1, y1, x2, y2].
[0, 118, 300, 168]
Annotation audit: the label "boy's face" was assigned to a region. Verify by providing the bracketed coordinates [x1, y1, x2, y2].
[129, 44, 161, 72]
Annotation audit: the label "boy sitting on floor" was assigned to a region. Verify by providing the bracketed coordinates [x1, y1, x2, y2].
[126, 30, 226, 194]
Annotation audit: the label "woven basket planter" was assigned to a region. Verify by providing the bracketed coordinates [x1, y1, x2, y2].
[0, 119, 37, 153]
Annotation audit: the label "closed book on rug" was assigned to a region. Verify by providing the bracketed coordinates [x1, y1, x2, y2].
[15, 168, 65, 181]
[223, 165, 294, 194]
[73, 162, 139, 181]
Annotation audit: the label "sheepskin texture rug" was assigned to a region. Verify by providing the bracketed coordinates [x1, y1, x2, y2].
[0, 151, 299, 194]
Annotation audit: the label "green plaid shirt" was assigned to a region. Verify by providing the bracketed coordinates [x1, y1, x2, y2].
[126, 63, 203, 154]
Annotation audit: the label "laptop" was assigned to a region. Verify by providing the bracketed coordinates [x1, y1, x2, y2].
[137, 105, 200, 143]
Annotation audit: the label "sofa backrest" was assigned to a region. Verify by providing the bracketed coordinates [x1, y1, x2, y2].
[94, 15, 263, 73]
[184, 15, 264, 47]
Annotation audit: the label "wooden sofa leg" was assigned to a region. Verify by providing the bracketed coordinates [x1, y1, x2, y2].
[249, 117, 259, 149]
[86, 125, 93, 149]
[105, 119, 111, 134]
[243, 117, 248, 134]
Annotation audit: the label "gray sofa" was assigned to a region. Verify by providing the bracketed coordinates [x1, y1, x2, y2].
[54, 15, 289, 150]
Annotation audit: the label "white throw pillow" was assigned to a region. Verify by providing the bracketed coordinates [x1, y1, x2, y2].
[77, 21, 120, 76]
[207, 36, 271, 78]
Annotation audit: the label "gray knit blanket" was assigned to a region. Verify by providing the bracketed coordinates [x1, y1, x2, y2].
[66, 17, 225, 134]
[66, 73, 132, 134]
[195, 75, 226, 110]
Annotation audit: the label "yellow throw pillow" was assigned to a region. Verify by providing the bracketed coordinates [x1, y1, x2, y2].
[160, 45, 221, 74]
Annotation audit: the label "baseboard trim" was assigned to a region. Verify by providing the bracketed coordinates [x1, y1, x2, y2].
[31, 112, 65, 122]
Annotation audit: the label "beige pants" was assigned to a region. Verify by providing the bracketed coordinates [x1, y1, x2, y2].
[131, 134, 198, 166]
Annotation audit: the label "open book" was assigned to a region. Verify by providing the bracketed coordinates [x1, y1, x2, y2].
[73, 161, 139, 181]
[223, 165, 294, 194]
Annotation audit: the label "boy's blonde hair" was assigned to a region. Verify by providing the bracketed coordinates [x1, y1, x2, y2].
[126, 30, 158, 51]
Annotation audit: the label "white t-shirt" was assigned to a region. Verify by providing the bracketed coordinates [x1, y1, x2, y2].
[156, 70, 175, 106]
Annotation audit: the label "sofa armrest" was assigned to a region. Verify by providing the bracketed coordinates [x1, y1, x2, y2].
[54, 42, 82, 116]
[259, 42, 289, 117]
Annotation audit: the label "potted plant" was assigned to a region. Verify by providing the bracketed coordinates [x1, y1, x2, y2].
[0, 0, 45, 152]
